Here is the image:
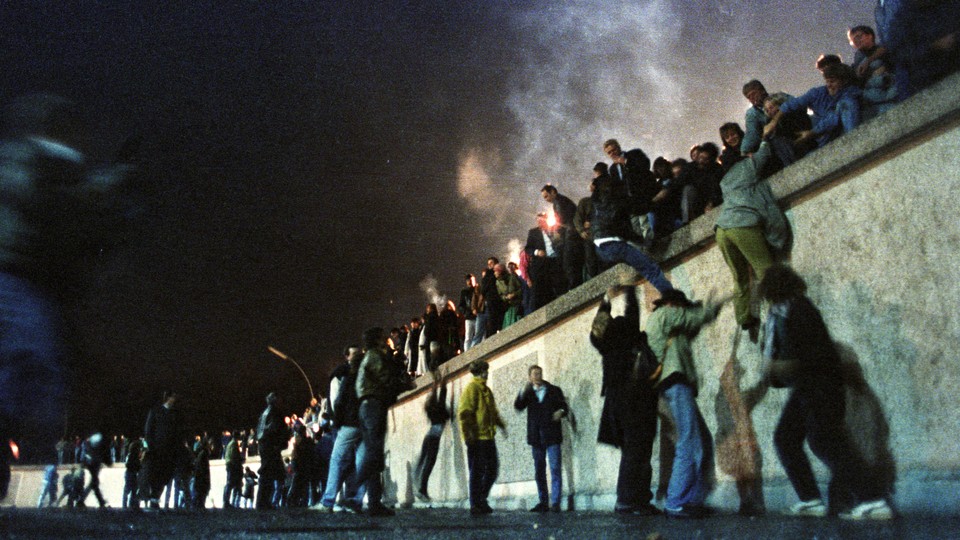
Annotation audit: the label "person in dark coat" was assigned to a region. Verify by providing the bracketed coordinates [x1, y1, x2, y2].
[255, 392, 288, 510]
[514, 365, 569, 512]
[590, 285, 660, 515]
[413, 374, 451, 502]
[143, 391, 184, 509]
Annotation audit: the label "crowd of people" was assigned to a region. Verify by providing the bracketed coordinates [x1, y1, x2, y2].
[3, 7, 957, 524]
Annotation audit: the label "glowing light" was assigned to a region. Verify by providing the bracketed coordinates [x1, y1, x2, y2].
[546, 209, 557, 229]
[9, 439, 19, 460]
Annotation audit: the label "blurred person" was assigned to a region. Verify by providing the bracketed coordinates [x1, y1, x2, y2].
[317, 346, 366, 512]
[123, 437, 143, 509]
[479, 257, 505, 338]
[541, 184, 582, 289]
[718, 123, 744, 171]
[458, 360, 507, 515]
[847, 26, 898, 120]
[494, 263, 522, 329]
[815, 54, 844, 72]
[650, 156, 682, 236]
[255, 392, 287, 509]
[740, 80, 770, 154]
[438, 299, 460, 360]
[603, 139, 660, 245]
[590, 175, 674, 294]
[762, 93, 815, 168]
[875, 1, 959, 100]
[223, 430, 244, 508]
[191, 436, 213, 510]
[764, 64, 862, 148]
[287, 424, 315, 507]
[574, 166, 604, 279]
[413, 373, 451, 502]
[37, 464, 58, 508]
[459, 274, 478, 351]
[514, 366, 568, 513]
[352, 327, 402, 516]
[143, 391, 184, 509]
[79, 432, 112, 508]
[715, 139, 790, 342]
[647, 290, 729, 519]
[675, 143, 724, 220]
[57, 467, 84, 508]
[419, 303, 441, 373]
[241, 466, 257, 508]
[404, 318, 422, 374]
[590, 285, 659, 515]
[524, 213, 567, 310]
[759, 264, 893, 520]
[0, 94, 134, 497]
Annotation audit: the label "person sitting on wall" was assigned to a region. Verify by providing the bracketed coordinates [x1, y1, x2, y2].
[763, 64, 862, 149]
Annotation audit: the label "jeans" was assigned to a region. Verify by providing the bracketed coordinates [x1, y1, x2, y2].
[471, 312, 488, 348]
[595, 240, 673, 293]
[320, 426, 365, 508]
[662, 382, 712, 510]
[463, 319, 476, 351]
[467, 439, 498, 508]
[354, 398, 387, 507]
[415, 424, 443, 495]
[532, 444, 562, 506]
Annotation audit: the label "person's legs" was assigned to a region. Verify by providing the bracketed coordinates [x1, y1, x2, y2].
[321, 426, 359, 507]
[419, 426, 443, 495]
[716, 227, 755, 326]
[662, 383, 706, 510]
[531, 445, 548, 506]
[774, 392, 821, 503]
[355, 399, 387, 508]
[596, 241, 673, 294]
[546, 443, 562, 508]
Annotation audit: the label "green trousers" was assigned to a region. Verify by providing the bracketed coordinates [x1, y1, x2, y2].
[716, 225, 773, 326]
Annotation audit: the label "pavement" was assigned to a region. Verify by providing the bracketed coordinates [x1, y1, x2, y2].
[2, 507, 959, 539]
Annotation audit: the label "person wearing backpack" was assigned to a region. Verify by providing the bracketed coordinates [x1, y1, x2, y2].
[647, 289, 729, 519]
[590, 284, 660, 516]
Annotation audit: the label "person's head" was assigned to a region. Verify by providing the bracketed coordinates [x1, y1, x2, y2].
[696, 142, 719, 167]
[602, 139, 622, 160]
[410, 317, 421, 329]
[507, 261, 519, 274]
[757, 264, 807, 304]
[541, 184, 558, 204]
[652, 156, 673, 179]
[593, 161, 608, 178]
[494, 263, 506, 279]
[823, 63, 856, 95]
[445, 299, 456, 312]
[162, 391, 178, 407]
[528, 365, 543, 386]
[719, 122, 744, 150]
[689, 144, 702, 161]
[536, 212, 549, 230]
[486, 257, 499, 269]
[671, 158, 687, 178]
[847, 25, 876, 51]
[652, 289, 696, 311]
[763, 92, 791, 119]
[362, 326, 387, 352]
[425, 303, 438, 315]
[469, 359, 490, 378]
[344, 345, 360, 361]
[465, 273, 476, 287]
[815, 53, 843, 72]
[742, 80, 768, 108]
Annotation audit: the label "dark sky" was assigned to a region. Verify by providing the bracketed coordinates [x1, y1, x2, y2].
[0, 1, 873, 437]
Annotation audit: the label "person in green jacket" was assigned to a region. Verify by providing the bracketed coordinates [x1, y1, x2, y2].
[714, 140, 790, 342]
[647, 289, 729, 519]
[458, 360, 507, 515]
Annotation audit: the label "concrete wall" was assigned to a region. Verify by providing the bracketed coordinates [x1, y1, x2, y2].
[7, 72, 960, 514]
[381, 71, 960, 515]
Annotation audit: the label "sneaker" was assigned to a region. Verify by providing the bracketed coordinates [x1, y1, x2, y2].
[839, 500, 893, 520]
[786, 499, 827, 517]
[313, 504, 334, 513]
[529, 502, 549, 513]
[664, 505, 708, 519]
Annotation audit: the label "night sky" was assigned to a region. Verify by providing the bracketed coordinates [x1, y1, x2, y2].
[1, 1, 874, 437]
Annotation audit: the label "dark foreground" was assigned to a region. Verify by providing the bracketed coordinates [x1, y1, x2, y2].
[1, 508, 959, 540]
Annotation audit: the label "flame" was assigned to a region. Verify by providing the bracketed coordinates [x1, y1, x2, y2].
[9, 439, 19, 460]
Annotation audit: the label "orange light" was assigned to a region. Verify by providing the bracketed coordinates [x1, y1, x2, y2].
[9, 439, 19, 460]
[546, 209, 557, 229]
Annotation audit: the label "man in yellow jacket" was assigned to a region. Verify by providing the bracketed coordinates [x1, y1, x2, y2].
[458, 360, 507, 515]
